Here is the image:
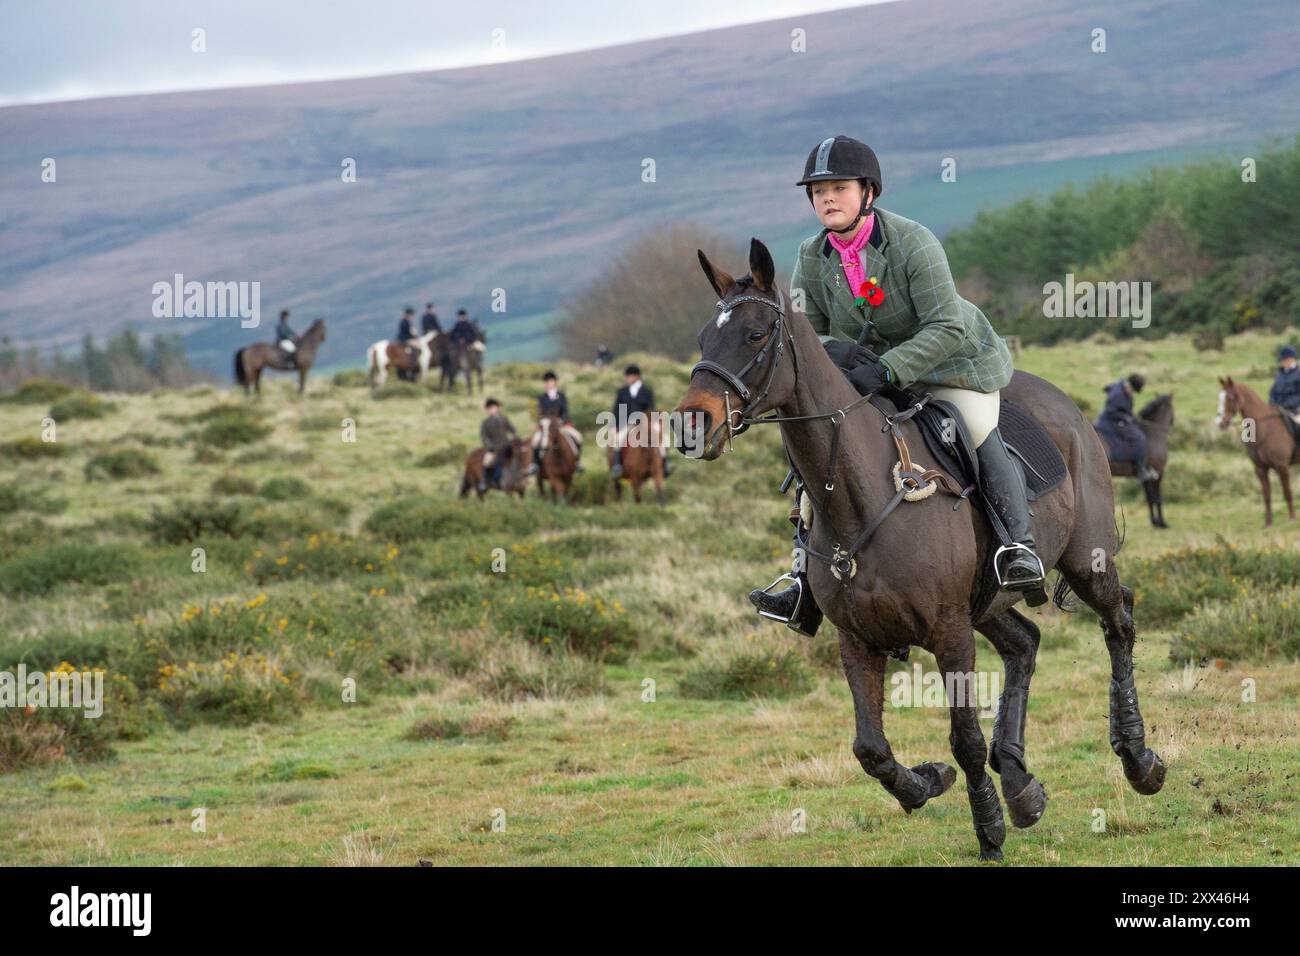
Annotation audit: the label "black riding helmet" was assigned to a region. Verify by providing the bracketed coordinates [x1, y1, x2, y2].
[798, 135, 883, 234]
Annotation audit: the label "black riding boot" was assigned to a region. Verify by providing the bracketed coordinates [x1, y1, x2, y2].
[749, 571, 824, 637]
[976, 428, 1046, 602]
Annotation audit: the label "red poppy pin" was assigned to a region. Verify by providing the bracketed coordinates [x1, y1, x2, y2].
[854, 276, 885, 308]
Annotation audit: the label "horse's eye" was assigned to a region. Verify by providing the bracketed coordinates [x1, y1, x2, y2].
[748, 330, 765, 342]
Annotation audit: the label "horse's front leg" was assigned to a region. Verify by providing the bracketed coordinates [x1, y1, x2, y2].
[935, 618, 1007, 861]
[838, 629, 956, 815]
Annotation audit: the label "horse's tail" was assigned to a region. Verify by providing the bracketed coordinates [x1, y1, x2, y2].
[234, 348, 246, 384]
[1051, 502, 1124, 613]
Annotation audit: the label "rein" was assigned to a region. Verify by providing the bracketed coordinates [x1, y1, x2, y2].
[689, 290, 956, 582]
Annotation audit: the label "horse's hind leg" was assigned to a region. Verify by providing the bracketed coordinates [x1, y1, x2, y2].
[1142, 479, 1158, 527]
[1255, 463, 1273, 526]
[934, 620, 1007, 861]
[838, 630, 957, 818]
[1278, 466, 1296, 521]
[1060, 561, 1166, 796]
[976, 608, 1048, 829]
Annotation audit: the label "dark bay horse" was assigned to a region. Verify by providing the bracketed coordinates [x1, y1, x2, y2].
[235, 319, 326, 395]
[536, 417, 578, 503]
[1100, 393, 1174, 528]
[1216, 376, 1299, 524]
[460, 438, 529, 499]
[673, 239, 1165, 861]
[439, 326, 486, 394]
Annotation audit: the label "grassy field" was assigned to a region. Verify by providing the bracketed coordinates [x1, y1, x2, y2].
[0, 329, 1297, 866]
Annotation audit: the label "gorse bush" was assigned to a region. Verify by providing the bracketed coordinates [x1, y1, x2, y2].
[1169, 585, 1300, 664]
[1128, 544, 1300, 628]
[49, 391, 117, 421]
[2, 378, 73, 404]
[146, 498, 248, 543]
[245, 534, 400, 584]
[192, 405, 272, 448]
[259, 475, 313, 501]
[210, 473, 257, 496]
[84, 447, 161, 481]
[492, 585, 636, 662]
[156, 652, 302, 727]
[0, 481, 67, 515]
[679, 646, 812, 700]
[0, 543, 142, 596]
[1, 437, 69, 460]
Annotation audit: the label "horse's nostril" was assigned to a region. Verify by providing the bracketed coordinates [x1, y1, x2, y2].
[673, 409, 711, 453]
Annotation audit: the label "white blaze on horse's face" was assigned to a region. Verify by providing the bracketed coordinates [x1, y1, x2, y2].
[1214, 389, 1226, 428]
[715, 309, 732, 329]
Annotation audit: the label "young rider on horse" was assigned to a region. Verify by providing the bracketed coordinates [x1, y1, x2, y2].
[420, 303, 442, 336]
[479, 398, 519, 493]
[526, 371, 584, 476]
[750, 135, 1044, 637]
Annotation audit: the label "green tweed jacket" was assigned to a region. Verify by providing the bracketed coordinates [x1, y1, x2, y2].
[789, 207, 1013, 393]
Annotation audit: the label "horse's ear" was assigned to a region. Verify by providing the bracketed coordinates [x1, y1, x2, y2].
[698, 250, 736, 300]
[1225, 376, 1234, 386]
[1217, 376, 1225, 386]
[748, 238, 775, 294]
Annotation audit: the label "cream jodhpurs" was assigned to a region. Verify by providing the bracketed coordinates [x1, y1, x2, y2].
[798, 387, 1002, 527]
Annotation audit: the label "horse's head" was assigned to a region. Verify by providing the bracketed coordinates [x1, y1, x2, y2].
[1216, 376, 1239, 429]
[673, 238, 796, 460]
[1139, 392, 1174, 426]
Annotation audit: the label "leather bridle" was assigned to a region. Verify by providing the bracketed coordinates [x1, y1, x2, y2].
[687, 287, 955, 581]
[689, 290, 797, 443]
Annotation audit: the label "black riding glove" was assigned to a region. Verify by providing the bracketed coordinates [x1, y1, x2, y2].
[823, 340, 863, 369]
[846, 358, 892, 395]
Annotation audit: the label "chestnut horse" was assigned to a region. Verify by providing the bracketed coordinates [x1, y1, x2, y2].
[1216, 376, 1299, 524]
[610, 420, 668, 505]
[235, 319, 326, 395]
[536, 416, 578, 503]
[674, 239, 1165, 861]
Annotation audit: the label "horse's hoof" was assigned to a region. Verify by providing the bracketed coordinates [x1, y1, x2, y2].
[914, 761, 958, 800]
[1006, 776, 1048, 828]
[1127, 749, 1166, 795]
[979, 846, 1004, 863]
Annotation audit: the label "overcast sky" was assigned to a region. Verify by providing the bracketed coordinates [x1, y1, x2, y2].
[0, 0, 888, 106]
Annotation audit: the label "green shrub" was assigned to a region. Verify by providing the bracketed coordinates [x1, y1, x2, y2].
[259, 476, 313, 501]
[0, 543, 141, 596]
[49, 391, 117, 421]
[371, 381, 425, 400]
[1169, 585, 1300, 663]
[2, 378, 73, 404]
[210, 473, 257, 496]
[246, 533, 399, 584]
[156, 652, 302, 727]
[0, 437, 69, 460]
[403, 713, 515, 742]
[192, 406, 272, 448]
[0, 482, 67, 515]
[1129, 544, 1300, 628]
[417, 443, 469, 468]
[680, 647, 812, 700]
[332, 369, 368, 387]
[492, 585, 636, 662]
[84, 447, 161, 481]
[475, 651, 605, 702]
[145, 499, 247, 543]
